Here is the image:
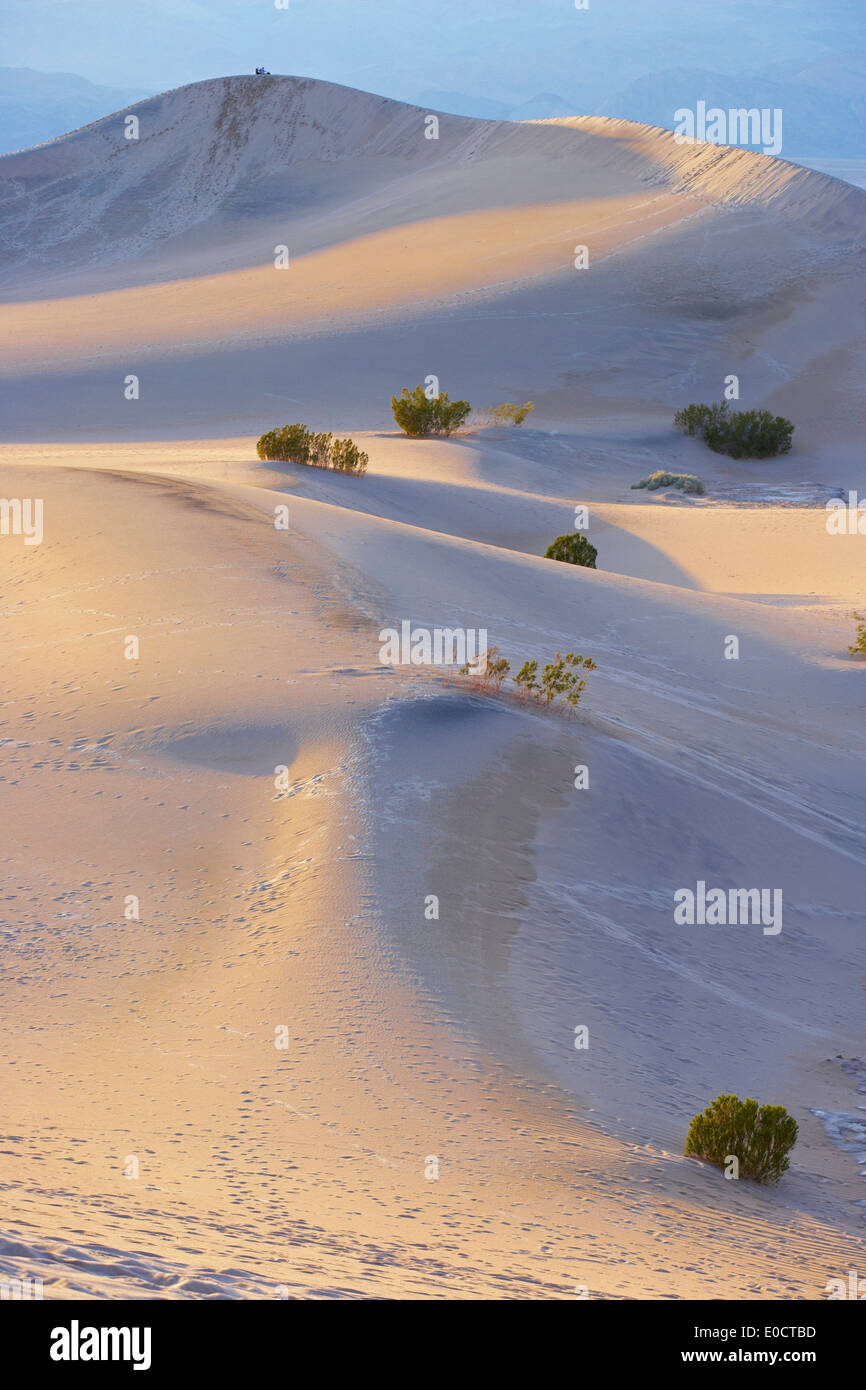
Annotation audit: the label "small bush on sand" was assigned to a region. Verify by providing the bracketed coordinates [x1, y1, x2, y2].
[674, 402, 721, 437]
[305, 431, 335, 467]
[257, 424, 368, 475]
[459, 645, 511, 690]
[539, 652, 597, 706]
[706, 407, 794, 459]
[484, 402, 535, 427]
[330, 437, 369, 474]
[460, 648, 596, 712]
[632, 471, 705, 496]
[675, 401, 794, 459]
[685, 1093, 798, 1184]
[391, 385, 472, 437]
[848, 611, 866, 659]
[513, 658, 538, 696]
[545, 533, 598, 567]
[513, 653, 597, 707]
[257, 423, 311, 464]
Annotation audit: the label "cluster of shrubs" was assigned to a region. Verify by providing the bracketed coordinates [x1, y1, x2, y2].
[674, 401, 794, 458]
[391, 385, 535, 437]
[262, 389, 535, 453]
[545, 533, 598, 567]
[459, 646, 597, 711]
[257, 424, 369, 475]
[632, 470, 706, 496]
[685, 1093, 798, 1184]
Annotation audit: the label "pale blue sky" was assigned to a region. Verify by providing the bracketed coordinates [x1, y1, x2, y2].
[1, 0, 863, 108]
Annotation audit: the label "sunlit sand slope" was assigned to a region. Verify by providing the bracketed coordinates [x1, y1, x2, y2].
[0, 76, 864, 457]
[1, 449, 864, 1299]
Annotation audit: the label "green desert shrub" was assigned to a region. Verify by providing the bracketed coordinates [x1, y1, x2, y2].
[707, 408, 794, 459]
[632, 470, 706, 495]
[848, 611, 866, 659]
[675, 400, 794, 459]
[459, 648, 596, 712]
[330, 437, 369, 475]
[257, 423, 311, 464]
[485, 401, 535, 427]
[544, 533, 598, 567]
[484, 648, 511, 688]
[685, 1093, 798, 1184]
[459, 645, 511, 689]
[513, 659, 538, 699]
[674, 402, 721, 437]
[538, 652, 597, 706]
[305, 430, 334, 467]
[513, 652, 596, 707]
[391, 385, 472, 437]
[256, 423, 368, 475]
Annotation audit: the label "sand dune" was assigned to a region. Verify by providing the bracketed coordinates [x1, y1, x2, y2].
[2, 75, 865, 455]
[1, 76, 861, 287]
[1, 75, 864, 1301]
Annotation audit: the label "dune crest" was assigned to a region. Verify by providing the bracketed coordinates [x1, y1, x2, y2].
[1, 74, 863, 290]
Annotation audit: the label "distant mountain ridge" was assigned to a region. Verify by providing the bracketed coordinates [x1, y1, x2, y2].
[421, 59, 866, 159]
[418, 90, 581, 122]
[3, 58, 863, 162]
[0, 67, 152, 155]
[594, 65, 866, 158]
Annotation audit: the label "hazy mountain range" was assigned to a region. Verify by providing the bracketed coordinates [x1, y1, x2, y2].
[2, 0, 862, 99]
[424, 58, 866, 158]
[0, 68, 151, 154]
[3, 52, 863, 159]
[1, 0, 863, 154]
[595, 64, 866, 157]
